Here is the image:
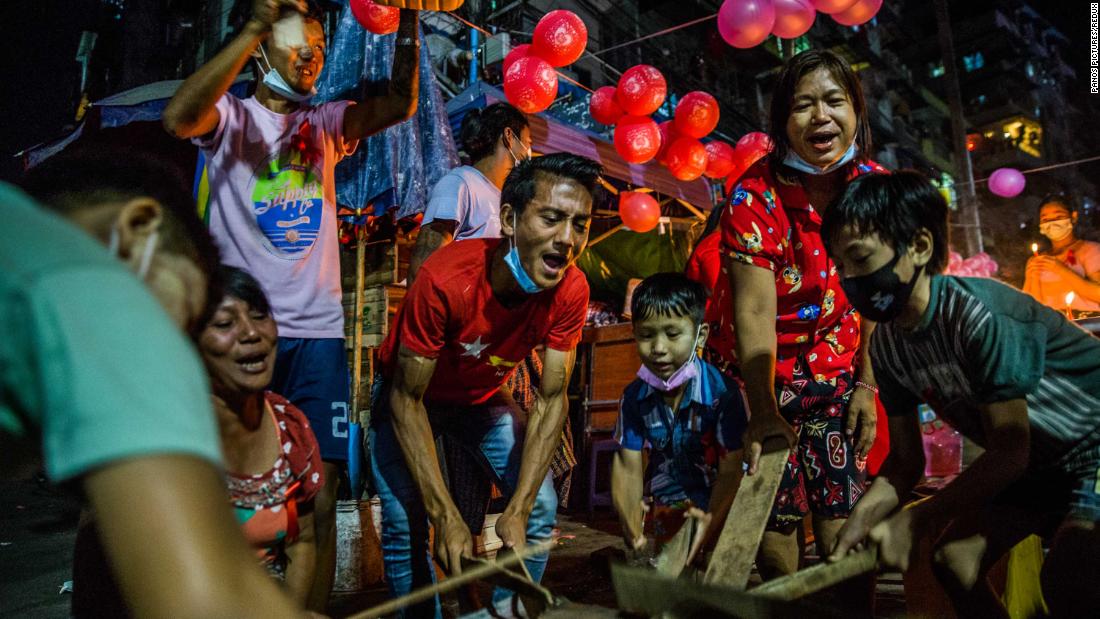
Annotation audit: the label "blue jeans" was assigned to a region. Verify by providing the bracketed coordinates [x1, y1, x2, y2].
[370, 402, 558, 619]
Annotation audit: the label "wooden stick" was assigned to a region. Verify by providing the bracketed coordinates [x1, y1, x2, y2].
[586, 224, 623, 247]
[703, 437, 790, 590]
[347, 539, 555, 619]
[752, 547, 878, 600]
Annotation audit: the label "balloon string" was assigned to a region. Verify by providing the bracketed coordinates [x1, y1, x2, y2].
[960, 154, 1100, 187]
[589, 13, 718, 57]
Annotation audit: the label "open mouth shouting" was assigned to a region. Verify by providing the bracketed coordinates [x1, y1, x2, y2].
[807, 130, 841, 154]
[296, 64, 317, 80]
[540, 252, 569, 278]
[235, 350, 270, 375]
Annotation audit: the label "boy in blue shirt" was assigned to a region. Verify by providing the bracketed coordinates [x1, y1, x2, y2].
[823, 171, 1100, 618]
[611, 273, 749, 563]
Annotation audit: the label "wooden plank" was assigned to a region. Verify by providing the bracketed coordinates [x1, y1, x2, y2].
[752, 548, 878, 601]
[703, 437, 791, 590]
[654, 514, 700, 578]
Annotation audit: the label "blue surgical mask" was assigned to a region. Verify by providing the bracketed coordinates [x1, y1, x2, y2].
[783, 141, 858, 176]
[258, 45, 315, 103]
[503, 211, 543, 294]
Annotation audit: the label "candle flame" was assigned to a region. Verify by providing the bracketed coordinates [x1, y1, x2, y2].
[1031, 243, 1039, 253]
[1066, 291, 1076, 306]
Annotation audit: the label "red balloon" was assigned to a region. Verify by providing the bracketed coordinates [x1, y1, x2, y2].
[674, 91, 720, 139]
[656, 120, 679, 165]
[772, 0, 816, 38]
[615, 65, 667, 116]
[810, 0, 858, 13]
[717, 0, 777, 49]
[350, 0, 400, 35]
[704, 141, 737, 179]
[589, 86, 623, 126]
[724, 132, 774, 192]
[736, 131, 773, 154]
[531, 10, 588, 68]
[830, 0, 882, 26]
[503, 44, 532, 75]
[503, 56, 559, 114]
[613, 115, 662, 164]
[665, 137, 709, 181]
[620, 191, 661, 233]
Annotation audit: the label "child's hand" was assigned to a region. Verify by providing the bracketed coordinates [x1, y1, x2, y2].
[867, 509, 921, 572]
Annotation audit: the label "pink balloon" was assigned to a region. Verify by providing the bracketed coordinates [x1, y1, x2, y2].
[717, 0, 777, 49]
[503, 44, 532, 75]
[830, 0, 883, 27]
[620, 191, 661, 233]
[988, 168, 1026, 198]
[589, 86, 623, 126]
[665, 137, 709, 181]
[531, 10, 588, 68]
[810, 0, 858, 13]
[674, 91, 721, 139]
[614, 115, 662, 164]
[616, 65, 667, 116]
[503, 56, 559, 114]
[704, 141, 738, 179]
[350, 0, 400, 35]
[772, 0, 816, 38]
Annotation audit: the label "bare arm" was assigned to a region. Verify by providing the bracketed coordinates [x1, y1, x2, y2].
[84, 455, 303, 619]
[847, 319, 878, 460]
[389, 344, 471, 574]
[496, 347, 577, 548]
[407, 220, 456, 286]
[726, 258, 798, 473]
[284, 502, 316, 605]
[163, 0, 306, 138]
[611, 448, 646, 547]
[342, 10, 421, 142]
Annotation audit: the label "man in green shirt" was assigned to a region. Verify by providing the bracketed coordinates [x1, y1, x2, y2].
[4, 150, 304, 618]
[823, 171, 1100, 618]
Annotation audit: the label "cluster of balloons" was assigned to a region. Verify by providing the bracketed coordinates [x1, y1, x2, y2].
[988, 167, 1026, 198]
[717, 0, 884, 49]
[502, 11, 588, 113]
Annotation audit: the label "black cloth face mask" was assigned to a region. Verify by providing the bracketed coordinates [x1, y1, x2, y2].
[840, 248, 923, 323]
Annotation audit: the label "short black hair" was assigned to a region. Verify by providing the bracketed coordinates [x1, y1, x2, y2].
[459, 102, 529, 163]
[1038, 193, 1076, 214]
[21, 147, 220, 281]
[500, 153, 603, 216]
[631, 272, 708, 326]
[821, 170, 950, 274]
[768, 49, 873, 175]
[217, 265, 272, 317]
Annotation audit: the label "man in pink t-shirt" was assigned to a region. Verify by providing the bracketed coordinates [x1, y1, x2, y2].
[163, 0, 421, 610]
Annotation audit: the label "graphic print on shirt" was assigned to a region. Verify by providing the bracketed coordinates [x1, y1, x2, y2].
[250, 148, 324, 259]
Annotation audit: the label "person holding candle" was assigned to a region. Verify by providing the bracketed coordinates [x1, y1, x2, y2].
[1023, 195, 1100, 316]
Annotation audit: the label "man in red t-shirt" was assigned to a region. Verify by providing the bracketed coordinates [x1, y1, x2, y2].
[372, 153, 600, 615]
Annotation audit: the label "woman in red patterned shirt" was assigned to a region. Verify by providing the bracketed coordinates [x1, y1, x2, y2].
[720, 50, 886, 601]
[198, 266, 324, 604]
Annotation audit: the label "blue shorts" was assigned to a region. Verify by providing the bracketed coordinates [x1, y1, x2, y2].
[270, 337, 350, 462]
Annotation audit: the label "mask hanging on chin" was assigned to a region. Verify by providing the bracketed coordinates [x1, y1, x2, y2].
[783, 141, 858, 176]
[840, 249, 922, 323]
[257, 45, 315, 103]
[503, 210, 544, 294]
[109, 225, 160, 280]
[636, 329, 703, 392]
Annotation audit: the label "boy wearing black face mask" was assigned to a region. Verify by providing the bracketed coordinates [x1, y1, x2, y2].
[822, 171, 1100, 618]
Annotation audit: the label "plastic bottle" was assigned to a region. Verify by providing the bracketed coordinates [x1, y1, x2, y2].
[919, 404, 963, 478]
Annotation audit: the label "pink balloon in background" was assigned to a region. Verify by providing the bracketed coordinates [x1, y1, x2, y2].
[531, 10, 588, 67]
[589, 86, 624, 126]
[665, 137, 709, 181]
[704, 141, 738, 179]
[620, 191, 661, 233]
[717, 0, 777, 49]
[772, 0, 816, 38]
[614, 115, 662, 164]
[830, 0, 883, 26]
[674, 91, 721, 138]
[988, 168, 1026, 198]
[350, 0, 400, 35]
[503, 44, 532, 75]
[616, 65, 668, 116]
[503, 56, 559, 113]
[809, 0, 858, 13]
